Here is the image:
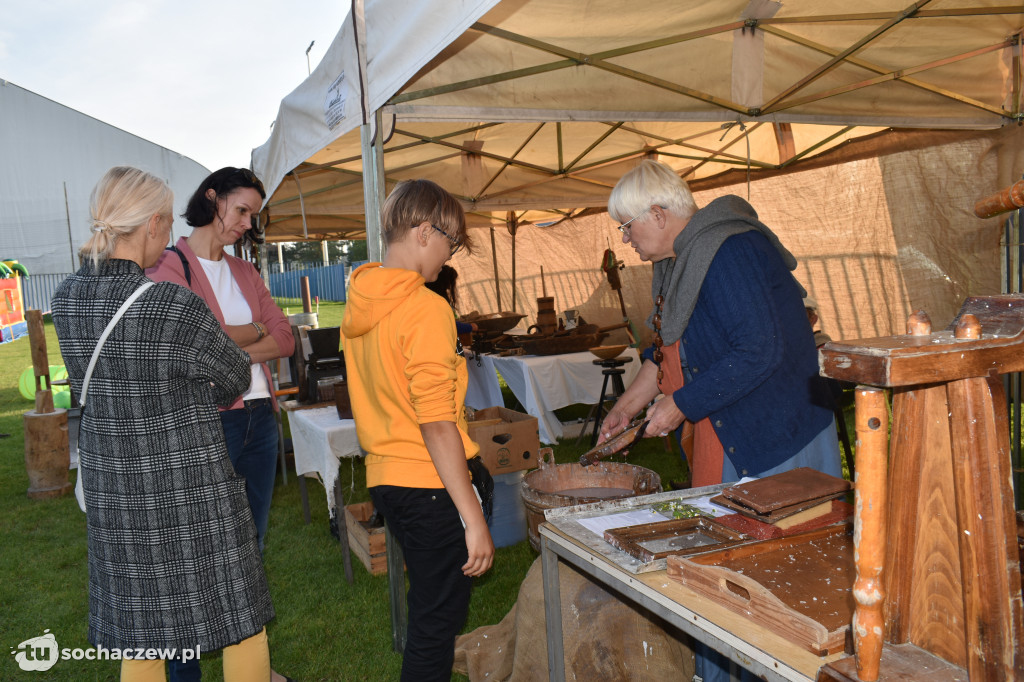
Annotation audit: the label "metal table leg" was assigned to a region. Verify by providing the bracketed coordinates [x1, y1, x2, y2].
[332, 477, 354, 584]
[541, 532, 565, 682]
[297, 473, 311, 525]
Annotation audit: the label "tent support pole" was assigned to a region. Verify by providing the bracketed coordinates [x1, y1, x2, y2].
[361, 108, 386, 262]
[291, 171, 310, 240]
[507, 211, 518, 313]
[490, 226, 501, 311]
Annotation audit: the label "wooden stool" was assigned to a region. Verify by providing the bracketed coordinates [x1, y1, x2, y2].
[817, 297, 1024, 681]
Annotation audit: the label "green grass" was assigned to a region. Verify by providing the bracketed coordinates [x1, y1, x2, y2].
[0, 311, 853, 680]
[0, 312, 687, 681]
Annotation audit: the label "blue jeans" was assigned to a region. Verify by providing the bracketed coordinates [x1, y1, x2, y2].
[371, 485, 473, 682]
[169, 398, 278, 682]
[220, 398, 279, 550]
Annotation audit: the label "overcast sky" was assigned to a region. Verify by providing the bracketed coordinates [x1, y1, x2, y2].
[0, 0, 349, 173]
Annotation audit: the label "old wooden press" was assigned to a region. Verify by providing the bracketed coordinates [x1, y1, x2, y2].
[817, 297, 1024, 681]
[23, 309, 72, 499]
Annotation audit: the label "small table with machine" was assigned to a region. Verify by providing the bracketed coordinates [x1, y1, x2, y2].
[280, 399, 362, 584]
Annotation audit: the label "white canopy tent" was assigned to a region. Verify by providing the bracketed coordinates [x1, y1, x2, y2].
[252, 0, 1024, 342]
[0, 81, 211, 276]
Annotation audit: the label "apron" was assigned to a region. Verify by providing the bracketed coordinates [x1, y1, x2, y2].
[657, 340, 724, 487]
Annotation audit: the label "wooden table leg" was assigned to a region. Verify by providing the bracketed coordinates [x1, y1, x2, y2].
[946, 375, 1024, 680]
[853, 386, 888, 682]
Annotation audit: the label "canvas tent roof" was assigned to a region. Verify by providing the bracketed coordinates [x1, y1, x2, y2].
[252, 0, 1023, 240]
[251, 0, 1024, 346]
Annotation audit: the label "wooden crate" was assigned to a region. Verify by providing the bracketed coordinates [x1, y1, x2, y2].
[344, 502, 387, 576]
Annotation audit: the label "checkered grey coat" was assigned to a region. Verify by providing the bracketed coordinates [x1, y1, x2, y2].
[52, 259, 274, 651]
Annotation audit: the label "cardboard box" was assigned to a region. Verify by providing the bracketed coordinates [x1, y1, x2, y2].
[468, 406, 539, 474]
[344, 502, 387, 575]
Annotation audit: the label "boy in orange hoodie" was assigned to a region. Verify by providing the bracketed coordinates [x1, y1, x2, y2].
[342, 179, 493, 681]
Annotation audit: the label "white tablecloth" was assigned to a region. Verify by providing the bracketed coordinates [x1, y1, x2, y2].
[286, 406, 363, 512]
[465, 349, 642, 444]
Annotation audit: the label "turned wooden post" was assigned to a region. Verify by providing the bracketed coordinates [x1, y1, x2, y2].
[853, 386, 888, 681]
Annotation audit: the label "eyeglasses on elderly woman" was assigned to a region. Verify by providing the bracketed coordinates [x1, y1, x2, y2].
[615, 205, 664, 238]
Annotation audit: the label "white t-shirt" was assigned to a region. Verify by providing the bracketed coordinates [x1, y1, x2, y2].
[197, 256, 271, 401]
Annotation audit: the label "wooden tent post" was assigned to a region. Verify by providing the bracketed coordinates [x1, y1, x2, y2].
[507, 211, 518, 313]
[489, 226, 501, 311]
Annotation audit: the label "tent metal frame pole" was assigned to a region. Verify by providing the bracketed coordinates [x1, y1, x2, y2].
[759, 25, 1010, 118]
[760, 0, 934, 113]
[290, 170, 310, 240]
[766, 40, 1013, 115]
[361, 108, 386, 262]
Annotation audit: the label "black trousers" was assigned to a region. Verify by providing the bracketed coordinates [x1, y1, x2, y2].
[370, 485, 473, 682]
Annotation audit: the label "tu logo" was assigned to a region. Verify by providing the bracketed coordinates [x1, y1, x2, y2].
[11, 629, 59, 672]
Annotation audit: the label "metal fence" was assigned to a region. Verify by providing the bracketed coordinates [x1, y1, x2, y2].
[20, 273, 71, 314]
[268, 261, 363, 302]
[15, 259, 365, 316]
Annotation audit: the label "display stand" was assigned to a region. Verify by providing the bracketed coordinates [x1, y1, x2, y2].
[818, 297, 1024, 681]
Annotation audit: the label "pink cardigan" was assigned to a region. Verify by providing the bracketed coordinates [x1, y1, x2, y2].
[147, 236, 295, 412]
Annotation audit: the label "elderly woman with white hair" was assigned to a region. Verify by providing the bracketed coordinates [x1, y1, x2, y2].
[51, 166, 274, 682]
[598, 159, 842, 680]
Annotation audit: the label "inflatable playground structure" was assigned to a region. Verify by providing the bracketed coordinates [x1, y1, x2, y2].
[1, 260, 29, 344]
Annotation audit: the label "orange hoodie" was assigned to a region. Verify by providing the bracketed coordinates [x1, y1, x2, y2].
[342, 262, 479, 488]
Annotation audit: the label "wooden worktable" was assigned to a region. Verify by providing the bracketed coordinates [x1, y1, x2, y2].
[539, 486, 844, 681]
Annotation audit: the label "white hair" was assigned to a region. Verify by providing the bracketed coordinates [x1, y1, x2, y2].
[608, 159, 697, 224]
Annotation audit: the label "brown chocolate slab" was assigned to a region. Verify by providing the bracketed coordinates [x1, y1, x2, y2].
[711, 490, 847, 522]
[722, 467, 851, 514]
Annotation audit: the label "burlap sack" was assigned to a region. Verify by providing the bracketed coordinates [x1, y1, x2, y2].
[455, 557, 695, 680]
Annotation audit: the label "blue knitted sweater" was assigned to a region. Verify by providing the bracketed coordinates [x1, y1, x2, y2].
[649, 229, 834, 475]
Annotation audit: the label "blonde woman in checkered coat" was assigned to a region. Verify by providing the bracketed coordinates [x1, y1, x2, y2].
[52, 167, 275, 682]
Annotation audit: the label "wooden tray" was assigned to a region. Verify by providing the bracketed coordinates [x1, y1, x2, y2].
[604, 517, 747, 563]
[517, 332, 608, 356]
[667, 524, 854, 656]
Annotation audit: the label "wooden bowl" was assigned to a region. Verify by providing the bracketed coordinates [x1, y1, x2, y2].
[464, 312, 526, 334]
[589, 344, 628, 360]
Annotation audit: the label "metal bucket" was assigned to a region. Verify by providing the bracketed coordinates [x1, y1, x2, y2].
[288, 312, 319, 328]
[521, 447, 661, 551]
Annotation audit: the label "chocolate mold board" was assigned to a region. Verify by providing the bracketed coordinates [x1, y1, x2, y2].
[542, 482, 735, 574]
[710, 491, 848, 522]
[667, 524, 855, 656]
[604, 517, 747, 563]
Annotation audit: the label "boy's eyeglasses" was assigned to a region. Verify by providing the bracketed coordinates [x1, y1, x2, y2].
[428, 223, 463, 256]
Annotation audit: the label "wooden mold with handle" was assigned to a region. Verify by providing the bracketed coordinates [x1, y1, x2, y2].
[816, 296, 1024, 682]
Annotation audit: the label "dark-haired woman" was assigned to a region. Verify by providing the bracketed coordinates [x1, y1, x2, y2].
[148, 167, 294, 682]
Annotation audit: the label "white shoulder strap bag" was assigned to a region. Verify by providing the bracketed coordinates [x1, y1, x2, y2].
[74, 282, 155, 511]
